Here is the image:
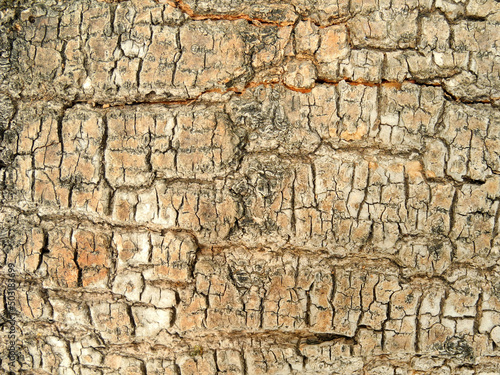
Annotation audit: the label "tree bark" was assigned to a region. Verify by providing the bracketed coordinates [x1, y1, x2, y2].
[1, 0, 500, 373]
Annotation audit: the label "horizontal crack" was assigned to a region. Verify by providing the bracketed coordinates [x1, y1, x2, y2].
[166, 0, 297, 27]
[66, 78, 490, 109]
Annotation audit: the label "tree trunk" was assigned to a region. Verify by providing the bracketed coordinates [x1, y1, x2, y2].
[1, 0, 500, 373]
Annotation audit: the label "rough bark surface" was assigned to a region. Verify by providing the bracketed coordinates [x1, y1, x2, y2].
[0, 0, 500, 373]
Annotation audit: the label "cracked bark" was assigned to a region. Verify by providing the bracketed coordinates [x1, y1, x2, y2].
[0, 0, 500, 373]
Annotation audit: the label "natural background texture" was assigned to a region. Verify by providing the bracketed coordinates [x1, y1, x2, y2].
[1, 0, 500, 373]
